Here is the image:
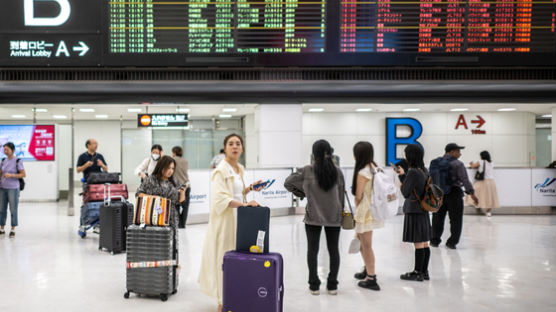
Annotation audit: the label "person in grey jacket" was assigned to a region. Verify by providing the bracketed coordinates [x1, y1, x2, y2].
[285, 139, 345, 296]
[394, 144, 431, 282]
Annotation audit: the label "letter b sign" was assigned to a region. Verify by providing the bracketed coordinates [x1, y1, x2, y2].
[24, 0, 71, 26]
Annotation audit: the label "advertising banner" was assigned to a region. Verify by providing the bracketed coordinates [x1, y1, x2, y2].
[187, 170, 211, 215]
[250, 169, 293, 209]
[0, 125, 55, 161]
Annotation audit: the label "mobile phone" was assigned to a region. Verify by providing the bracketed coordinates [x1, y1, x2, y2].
[253, 180, 270, 189]
[181, 181, 190, 188]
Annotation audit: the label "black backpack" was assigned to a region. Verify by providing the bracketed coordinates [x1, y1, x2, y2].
[429, 156, 452, 195]
[1, 158, 25, 191]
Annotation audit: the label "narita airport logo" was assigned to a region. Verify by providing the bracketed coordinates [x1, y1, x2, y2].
[535, 178, 556, 194]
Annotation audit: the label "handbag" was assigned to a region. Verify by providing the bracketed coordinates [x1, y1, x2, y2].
[341, 191, 356, 230]
[474, 160, 485, 181]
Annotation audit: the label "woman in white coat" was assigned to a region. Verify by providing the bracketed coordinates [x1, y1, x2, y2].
[198, 134, 263, 312]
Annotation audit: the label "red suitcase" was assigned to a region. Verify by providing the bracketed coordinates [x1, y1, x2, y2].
[84, 184, 128, 203]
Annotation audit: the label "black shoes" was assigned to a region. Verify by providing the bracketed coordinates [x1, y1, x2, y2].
[446, 243, 457, 249]
[430, 242, 439, 247]
[400, 271, 424, 282]
[354, 268, 367, 280]
[358, 275, 380, 291]
[422, 272, 430, 281]
[9, 231, 15, 238]
[0, 230, 5, 235]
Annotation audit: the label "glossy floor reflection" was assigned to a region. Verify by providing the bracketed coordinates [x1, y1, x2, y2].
[1, 202, 555, 312]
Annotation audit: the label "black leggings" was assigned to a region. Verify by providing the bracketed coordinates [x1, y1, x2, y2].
[305, 224, 341, 291]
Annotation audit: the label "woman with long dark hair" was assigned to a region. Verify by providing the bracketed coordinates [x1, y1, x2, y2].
[351, 141, 383, 291]
[285, 139, 345, 295]
[136, 155, 186, 229]
[198, 134, 263, 312]
[468, 151, 500, 217]
[394, 144, 432, 282]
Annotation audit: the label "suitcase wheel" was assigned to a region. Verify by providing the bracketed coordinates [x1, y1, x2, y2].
[78, 230, 86, 239]
[124, 292, 130, 299]
[160, 294, 168, 302]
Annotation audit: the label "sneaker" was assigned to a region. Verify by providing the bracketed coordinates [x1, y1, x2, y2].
[9, 231, 15, 238]
[422, 272, 430, 281]
[400, 271, 423, 282]
[310, 289, 320, 296]
[327, 289, 338, 295]
[486, 212, 492, 217]
[358, 275, 380, 291]
[354, 267, 367, 280]
[446, 243, 457, 250]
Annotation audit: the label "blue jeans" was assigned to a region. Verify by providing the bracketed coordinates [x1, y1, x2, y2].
[0, 188, 20, 227]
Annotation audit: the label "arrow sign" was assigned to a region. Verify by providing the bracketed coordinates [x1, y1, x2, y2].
[72, 41, 89, 56]
[471, 115, 485, 128]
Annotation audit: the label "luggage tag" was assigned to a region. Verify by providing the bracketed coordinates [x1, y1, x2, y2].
[249, 230, 266, 253]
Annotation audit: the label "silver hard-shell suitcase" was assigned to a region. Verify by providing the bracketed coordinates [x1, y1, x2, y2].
[124, 225, 178, 301]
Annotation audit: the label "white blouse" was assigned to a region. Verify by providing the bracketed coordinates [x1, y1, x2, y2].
[478, 161, 495, 180]
[225, 161, 245, 202]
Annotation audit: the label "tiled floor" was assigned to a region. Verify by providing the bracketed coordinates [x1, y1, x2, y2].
[1, 201, 555, 312]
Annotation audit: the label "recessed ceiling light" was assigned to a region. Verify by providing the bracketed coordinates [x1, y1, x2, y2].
[403, 108, 421, 112]
[356, 108, 373, 112]
[497, 108, 516, 112]
[95, 114, 108, 119]
[222, 108, 237, 113]
[541, 114, 552, 118]
[450, 108, 469, 112]
[308, 108, 324, 112]
[219, 114, 232, 118]
[33, 108, 48, 113]
[11, 114, 26, 119]
[176, 108, 190, 113]
[79, 108, 95, 113]
[128, 108, 142, 113]
[52, 115, 67, 119]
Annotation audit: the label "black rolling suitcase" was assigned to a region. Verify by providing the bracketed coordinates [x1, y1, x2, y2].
[124, 225, 178, 301]
[99, 199, 134, 254]
[236, 206, 271, 253]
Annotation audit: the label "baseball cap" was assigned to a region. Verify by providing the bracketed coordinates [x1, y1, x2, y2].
[445, 143, 465, 153]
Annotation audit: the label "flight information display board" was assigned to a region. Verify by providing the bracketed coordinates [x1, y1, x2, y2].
[109, 0, 326, 53]
[340, 0, 555, 53]
[0, 0, 555, 66]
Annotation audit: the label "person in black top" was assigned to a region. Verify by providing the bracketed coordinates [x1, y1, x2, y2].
[430, 143, 478, 249]
[394, 144, 432, 282]
[76, 139, 108, 180]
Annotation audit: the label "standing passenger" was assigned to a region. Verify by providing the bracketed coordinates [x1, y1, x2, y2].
[285, 140, 345, 296]
[135, 144, 163, 182]
[198, 134, 263, 312]
[468, 151, 500, 217]
[172, 146, 190, 228]
[0, 142, 26, 238]
[351, 141, 383, 291]
[394, 144, 431, 281]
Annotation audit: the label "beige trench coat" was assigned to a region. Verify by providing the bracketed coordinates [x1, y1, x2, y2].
[198, 160, 245, 304]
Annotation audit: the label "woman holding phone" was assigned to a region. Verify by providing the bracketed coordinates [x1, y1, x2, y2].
[198, 134, 264, 312]
[135, 155, 186, 230]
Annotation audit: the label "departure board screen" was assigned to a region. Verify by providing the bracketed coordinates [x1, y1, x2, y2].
[109, 0, 326, 53]
[0, 0, 555, 66]
[340, 0, 556, 53]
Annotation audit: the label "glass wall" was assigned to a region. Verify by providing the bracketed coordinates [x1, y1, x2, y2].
[536, 128, 552, 167]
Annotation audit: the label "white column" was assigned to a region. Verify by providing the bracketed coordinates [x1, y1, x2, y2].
[248, 104, 303, 168]
[552, 107, 556, 163]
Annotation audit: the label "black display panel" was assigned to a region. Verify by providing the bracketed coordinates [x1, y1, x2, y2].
[0, 0, 555, 67]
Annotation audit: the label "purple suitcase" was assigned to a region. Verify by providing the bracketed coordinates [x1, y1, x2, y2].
[223, 251, 284, 312]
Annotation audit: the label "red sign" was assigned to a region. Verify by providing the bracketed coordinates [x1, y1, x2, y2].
[455, 115, 486, 135]
[28, 125, 55, 161]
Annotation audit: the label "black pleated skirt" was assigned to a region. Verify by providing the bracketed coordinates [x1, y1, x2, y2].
[402, 212, 431, 243]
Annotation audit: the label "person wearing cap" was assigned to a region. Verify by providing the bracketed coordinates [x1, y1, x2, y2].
[430, 143, 478, 250]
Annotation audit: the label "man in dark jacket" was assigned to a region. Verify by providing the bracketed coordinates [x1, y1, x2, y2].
[430, 143, 478, 249]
